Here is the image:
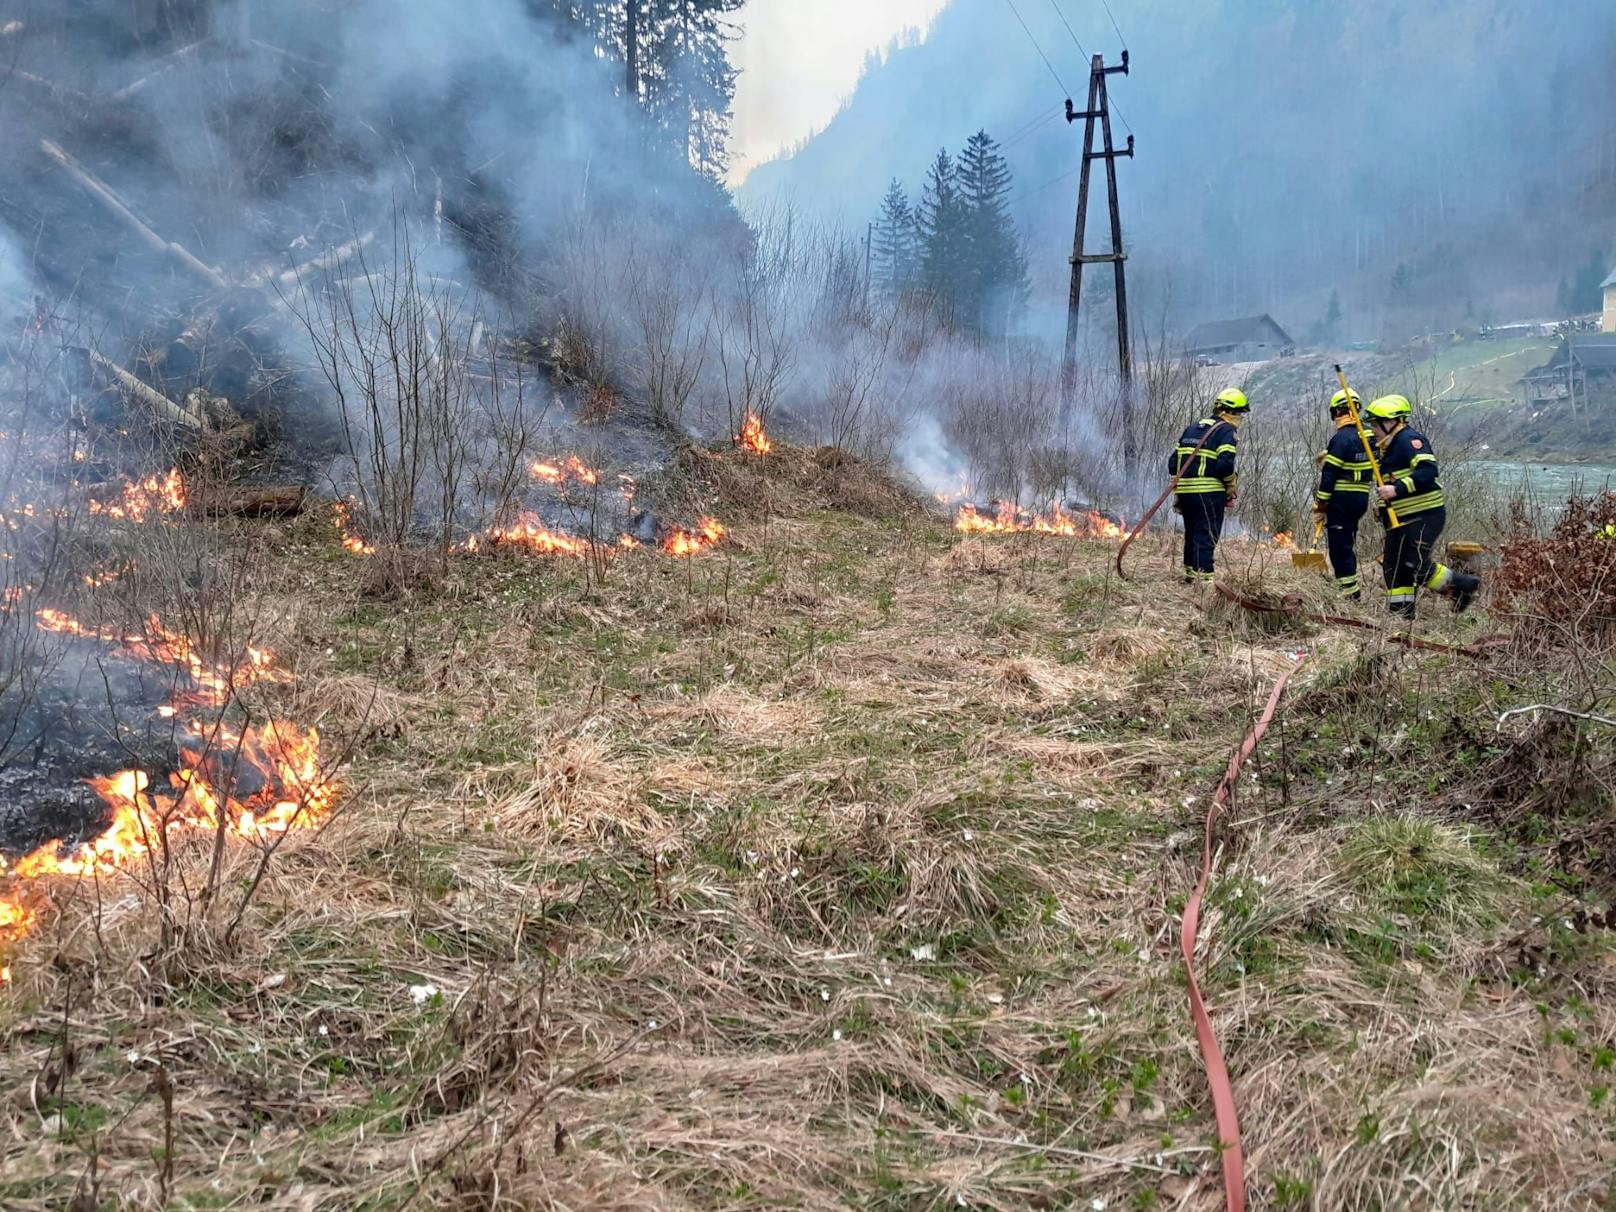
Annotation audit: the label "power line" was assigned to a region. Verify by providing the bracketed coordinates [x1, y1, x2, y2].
[1001, 0, 1069, 96]
[1047, 0, 1088, 61]
[1002, 104, 1061, 146]
[1015, 163, 1082, 200]
[1098, 0, 1127, 48]
[1048, 0, 1130, 135]
[1002, 109, 1062, 149]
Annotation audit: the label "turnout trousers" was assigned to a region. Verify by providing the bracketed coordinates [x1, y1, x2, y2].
[1325, 494, 1369, 597]
[1179, 493, 1226, 583]
[1382, 506, 1452, 616]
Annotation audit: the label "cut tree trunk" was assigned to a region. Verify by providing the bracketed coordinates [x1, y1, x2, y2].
[40, 139, 229, 290]
[84, 349, 204, 430]
[191, 486, 308, 518]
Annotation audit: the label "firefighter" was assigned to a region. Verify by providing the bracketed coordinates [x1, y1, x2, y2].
[1365, 394, 1480, 617]
[1170, 387, 1248, 584]
[1312, 388, 1374, 599]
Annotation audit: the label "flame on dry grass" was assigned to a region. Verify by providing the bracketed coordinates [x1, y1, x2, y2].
[531, 455, 600, 487]
[87, 469, 186, 522]
[0, 609, 335, 976]
[734, 411, 772, 455]
[955, 501, 1124, 540]
[333, 501, 376, 555]
[662, 517, 725, 558]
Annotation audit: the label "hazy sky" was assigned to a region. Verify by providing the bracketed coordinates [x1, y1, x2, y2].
[728, 0, 948, 186]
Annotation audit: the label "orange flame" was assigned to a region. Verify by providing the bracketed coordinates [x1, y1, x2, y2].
[735, 412, 772, 455]
[662, 517, 726, 557]
[954, 502, 1124, 540]
[0, 610, 334, 975]
[531, 455, 600, 487]
[1271, 530, 1298, 552]
[333, 502, 376, 556]
[482, 516, 595, 557]
[88, 469, 186, 523]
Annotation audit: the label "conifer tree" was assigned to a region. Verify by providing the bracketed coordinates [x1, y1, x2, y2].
[917, 148, 966, 328]
[873, 179, 917, 300]
[956, 129, 1027, 334]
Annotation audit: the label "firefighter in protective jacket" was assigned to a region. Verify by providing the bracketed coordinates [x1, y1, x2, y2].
[1169, 388, 1248, 583]
[1313, 388, 1374, 599]
[1365, 394, 1480, 617]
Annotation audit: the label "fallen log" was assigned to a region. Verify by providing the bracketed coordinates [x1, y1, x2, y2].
[263, 231, 376, 293]
[191, 486, 308, 518]
[109, 39, 213, 103]
[83, 349, 204, 430]
[3, 67, 93, 105]
[40, 139, 229, 290]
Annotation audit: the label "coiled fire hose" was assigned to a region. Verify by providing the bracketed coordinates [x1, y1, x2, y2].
[1116, 425, 1219, 581]
[1181, 653, 1309, 1212]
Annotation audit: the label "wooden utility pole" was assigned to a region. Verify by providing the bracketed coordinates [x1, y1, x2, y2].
[863, 222, 873, 310]
[625, 0, 640, 101]
[1058, 52, 1136, 481]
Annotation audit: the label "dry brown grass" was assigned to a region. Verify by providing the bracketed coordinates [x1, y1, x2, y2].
[0, 480, 1611, 1211]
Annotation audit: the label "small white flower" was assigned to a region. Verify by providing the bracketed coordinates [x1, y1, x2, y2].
[1181, 795, 1196, 809]
[1136, 948, 1150, 962]
[1233, 886, 1244, 898]
[317, 1025, 329, 1037]
[126, 1049, 141, 1065]
[987, 993, 1004, 1005]
[910, 943, 937, 961]
[249, 1042, 262, 1054]
[1254, 875, 1269, 887]
[962, 830, 974, 842]
[1086, 1006, 1099, 1018]
[1019, 1072, 1032, 1086]
[789, 867, 801, 879]
[1091, 1199, 1107, 1211]
[833, 1029, 843, 1041]
[647, 1019, 660, 1030]
[408, 983, 439, 1005]
[1563, 919, 1575, 931]
[883, 976, 893, 987]
[820, 988, 830, 1002]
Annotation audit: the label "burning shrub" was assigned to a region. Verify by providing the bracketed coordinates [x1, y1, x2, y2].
[1494, 492, 1616, 638]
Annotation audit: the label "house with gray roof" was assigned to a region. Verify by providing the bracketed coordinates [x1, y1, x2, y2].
[1183, 314, 1295, 364]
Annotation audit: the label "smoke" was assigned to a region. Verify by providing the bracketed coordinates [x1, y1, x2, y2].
[742, 0, 1616, 342]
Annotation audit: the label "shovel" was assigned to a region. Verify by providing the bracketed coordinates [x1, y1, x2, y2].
[1292, 516, 1327, 573]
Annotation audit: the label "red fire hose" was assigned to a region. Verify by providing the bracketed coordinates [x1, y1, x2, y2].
[1211, 583, 1512, 660]
[1181, 654, 1309, 1212]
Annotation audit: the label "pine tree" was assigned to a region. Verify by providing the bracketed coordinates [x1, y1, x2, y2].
[872, 179, 916, 300]
[564, 0, 741, 178]
[956, 130, 1027, 335]
[641, 0, 742, 179]
[917, 149, 966, 327]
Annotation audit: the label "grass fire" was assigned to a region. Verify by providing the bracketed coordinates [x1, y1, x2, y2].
[0, 3, 1611, 1210]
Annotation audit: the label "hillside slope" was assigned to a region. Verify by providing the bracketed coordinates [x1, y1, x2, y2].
[741, 0, 1616, 339]
[2, 449, 1612, 1209]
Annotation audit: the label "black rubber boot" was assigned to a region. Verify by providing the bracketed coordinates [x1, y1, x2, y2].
[1449, 571, 1480, 614]
[1389, 599, 1417, 621]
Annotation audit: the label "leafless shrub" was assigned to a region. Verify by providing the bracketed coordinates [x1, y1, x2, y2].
[712, 246, 795, 438]
[623, 238, 712, 431]
[287, 222, 489, 582]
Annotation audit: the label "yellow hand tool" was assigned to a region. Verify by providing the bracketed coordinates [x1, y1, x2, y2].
[1334, 363, 1401, 529]
[1292, 515, 1327, 573]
